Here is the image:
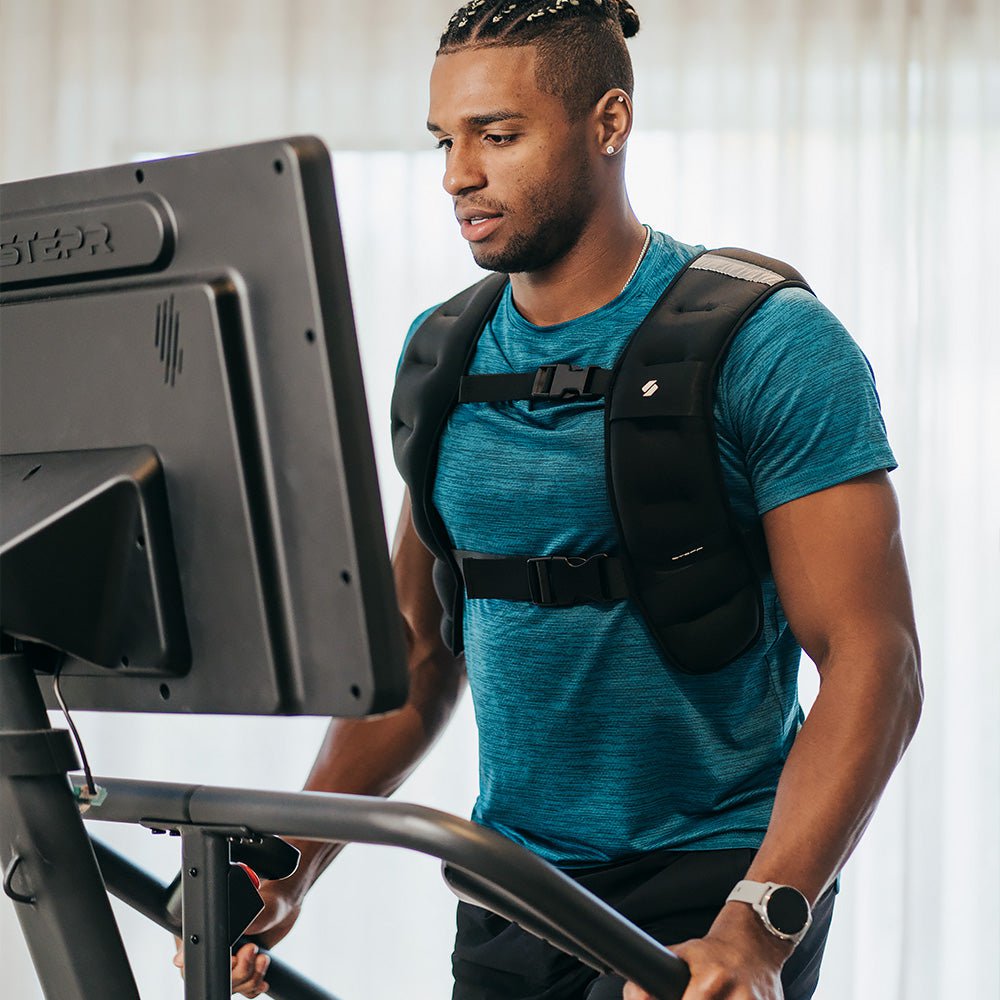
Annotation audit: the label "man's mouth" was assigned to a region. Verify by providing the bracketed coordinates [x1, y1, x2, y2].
[457, 210, 504, 243]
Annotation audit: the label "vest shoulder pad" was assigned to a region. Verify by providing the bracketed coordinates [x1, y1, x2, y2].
[389, 273, 507, 653]
[606, 246, 812, 672]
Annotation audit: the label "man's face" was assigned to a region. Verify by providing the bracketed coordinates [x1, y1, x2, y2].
[427, 46, 597, 274]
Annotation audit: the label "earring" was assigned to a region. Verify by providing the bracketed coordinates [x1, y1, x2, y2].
[606, 145, 616, 155]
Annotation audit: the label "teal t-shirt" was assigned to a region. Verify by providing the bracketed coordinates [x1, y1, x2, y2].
[398, 230, 896, 866]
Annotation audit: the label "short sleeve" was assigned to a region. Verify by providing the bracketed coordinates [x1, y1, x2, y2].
[717, 287, 897, 515]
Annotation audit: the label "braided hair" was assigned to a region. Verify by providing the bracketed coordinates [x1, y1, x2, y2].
[437, 0, 641, 121]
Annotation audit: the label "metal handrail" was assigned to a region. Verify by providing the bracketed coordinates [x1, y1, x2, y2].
[79, 775, 691, 999]
[89, 837, 337, 1000]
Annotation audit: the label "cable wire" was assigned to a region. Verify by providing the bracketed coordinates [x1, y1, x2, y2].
[51, 661, 97, 797]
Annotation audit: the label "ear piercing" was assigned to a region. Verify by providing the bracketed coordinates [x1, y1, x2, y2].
[606, 96, 626, 153]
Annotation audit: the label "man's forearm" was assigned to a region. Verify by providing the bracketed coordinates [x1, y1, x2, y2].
[624, 631, 921, 999]
[712, 626, 922, 952]
[271, 487, 467, 901]
[280, 643, 466, 899]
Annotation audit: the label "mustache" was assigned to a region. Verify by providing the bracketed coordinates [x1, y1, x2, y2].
[455, 199, 510, 216]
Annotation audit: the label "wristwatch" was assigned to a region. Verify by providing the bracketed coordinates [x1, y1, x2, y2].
[726, 880, 813, 945]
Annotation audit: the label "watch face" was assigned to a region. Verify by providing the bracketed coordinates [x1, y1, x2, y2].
[766, 886, 810, 935]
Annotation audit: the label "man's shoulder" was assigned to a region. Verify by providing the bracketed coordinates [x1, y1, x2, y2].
[753, 282, 837, 328]
[732, 284, 859, 376]
[642, 235, 837, 353]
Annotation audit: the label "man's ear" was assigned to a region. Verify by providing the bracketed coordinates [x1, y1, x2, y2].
[595, 89, 632, 156]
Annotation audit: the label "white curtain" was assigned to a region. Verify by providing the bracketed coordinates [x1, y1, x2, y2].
[2, 2, 997, 998]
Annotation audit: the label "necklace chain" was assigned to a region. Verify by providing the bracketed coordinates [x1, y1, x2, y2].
[620, 225, 652, 296]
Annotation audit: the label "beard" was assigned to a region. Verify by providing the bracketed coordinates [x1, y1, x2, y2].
[469, 159, 594, 275]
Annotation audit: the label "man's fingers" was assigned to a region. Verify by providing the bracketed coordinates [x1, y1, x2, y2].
[669, 939, 765, 1000]
[232, 942, 257, 975]
[247, 953, 271, 997]
[232, 945, 271, 997]
[232, 942, 261, 981]
[171, 936, 186, 980]
[253, 952, 271, 986]
[172, 936, 272, 998]
[622, 941, 691, 1000]
[174, 938, 271, 996]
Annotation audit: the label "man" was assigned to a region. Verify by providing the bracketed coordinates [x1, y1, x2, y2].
[178, 2, 922, 997]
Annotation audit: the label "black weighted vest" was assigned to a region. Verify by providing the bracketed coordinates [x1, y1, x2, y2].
[390, 248, 812, 674]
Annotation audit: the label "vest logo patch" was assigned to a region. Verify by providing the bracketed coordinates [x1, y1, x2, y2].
[642, 379, 659, 397]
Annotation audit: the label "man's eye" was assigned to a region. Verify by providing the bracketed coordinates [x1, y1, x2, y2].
[435, 138, 453, 151]
[485, 134, 517, 145]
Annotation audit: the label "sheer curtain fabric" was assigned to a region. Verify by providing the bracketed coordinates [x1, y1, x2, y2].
[1, 2, 996, 998]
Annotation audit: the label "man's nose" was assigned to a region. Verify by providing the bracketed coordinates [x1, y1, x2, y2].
[442, 141, 486, 196]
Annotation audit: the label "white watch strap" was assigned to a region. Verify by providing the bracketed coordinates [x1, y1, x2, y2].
[727, 879, 776, 906]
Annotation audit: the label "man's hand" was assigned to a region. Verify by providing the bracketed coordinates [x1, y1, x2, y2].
[622, 933, 783, 1000]
[622, 903, 790, 1000]
[622, 937, 782, 999]
[171, 879, 302, 997]
[171, 938, 271, 998]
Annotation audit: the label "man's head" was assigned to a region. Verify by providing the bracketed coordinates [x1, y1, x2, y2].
[437, 0, 640, 120]
[428, 0, 641, 274]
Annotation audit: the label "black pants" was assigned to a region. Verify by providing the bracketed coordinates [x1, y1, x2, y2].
[452, 847, 835, 1000]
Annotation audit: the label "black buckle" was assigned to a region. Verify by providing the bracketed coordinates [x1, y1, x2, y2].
[531, 364, 600, 402]
[526, 554, 609, 607]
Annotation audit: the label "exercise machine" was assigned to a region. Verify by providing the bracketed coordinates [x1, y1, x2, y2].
[0, 138, 690, 999]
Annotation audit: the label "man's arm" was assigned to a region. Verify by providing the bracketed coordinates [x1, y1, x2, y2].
[177, 489, 465, 995]
[280, 487, 466, 895]
[626, 470, 922, 1000]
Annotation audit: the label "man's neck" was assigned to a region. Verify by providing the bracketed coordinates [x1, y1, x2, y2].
[508, 209, 647, 327]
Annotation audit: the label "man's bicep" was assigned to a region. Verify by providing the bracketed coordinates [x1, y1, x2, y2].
[761, 471, 918, 669]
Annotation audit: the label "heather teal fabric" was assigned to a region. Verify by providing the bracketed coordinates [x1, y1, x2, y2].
[397, 230, 896, 866]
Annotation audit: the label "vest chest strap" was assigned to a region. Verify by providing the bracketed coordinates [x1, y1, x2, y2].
[459, 364, 613, 405]
[457, 551, 628, 607]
